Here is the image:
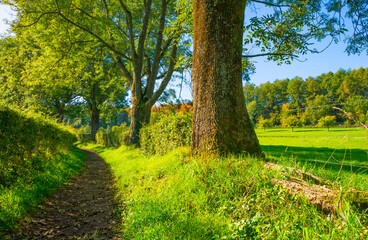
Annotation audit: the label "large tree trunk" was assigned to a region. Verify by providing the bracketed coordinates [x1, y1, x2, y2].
[191, 0, 263, 156]
[127, 104, 151, 145]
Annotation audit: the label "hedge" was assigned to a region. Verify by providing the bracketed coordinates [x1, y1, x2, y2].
[140, 113, 192, 155]
[96, 124, 129, 147]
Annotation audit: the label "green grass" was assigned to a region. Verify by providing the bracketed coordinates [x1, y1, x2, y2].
[256, 127, 368, 191]
[80, 142, 368, 239]
[0, 147, 85, 232]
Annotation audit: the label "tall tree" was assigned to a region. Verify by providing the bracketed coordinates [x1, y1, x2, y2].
[4, 0, 192, 145]
[191, 0, 360, 155]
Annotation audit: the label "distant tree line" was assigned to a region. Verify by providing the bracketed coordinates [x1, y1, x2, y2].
[244, 68, 368, 129]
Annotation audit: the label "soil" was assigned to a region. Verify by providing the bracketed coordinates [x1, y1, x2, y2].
[4, 148, 122, 239]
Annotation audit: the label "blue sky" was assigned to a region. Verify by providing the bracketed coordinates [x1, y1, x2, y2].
[1, 4, 368, 101]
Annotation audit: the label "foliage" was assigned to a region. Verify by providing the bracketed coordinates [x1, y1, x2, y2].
[244, 68, 368, 127]
[151, 102, 193, 115]
[95, 124, 129, 148]
[257, 116, 273, 131]
[317, 115, 336, 130]
[81, 143, 368, 239]
[76, 125, 92, 143]
[140, 113, 192, 155]
[246, 100, 261, 125]
[282, 115, 302, 131]
[0, 104, 76, 187]
[3, 0, 193, 145]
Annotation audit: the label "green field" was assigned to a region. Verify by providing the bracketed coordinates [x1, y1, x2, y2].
[256, 127, 368, 191]
[256, 128, 368, 164]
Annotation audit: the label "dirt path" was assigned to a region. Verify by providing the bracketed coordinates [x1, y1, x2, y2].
[6, 149, 121, 239]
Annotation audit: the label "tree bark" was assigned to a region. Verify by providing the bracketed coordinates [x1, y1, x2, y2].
[192, 0, 263, 156]
[87, 81, 101, 141]
[127, 104, 151, 145]
[90, 105, 100, 141]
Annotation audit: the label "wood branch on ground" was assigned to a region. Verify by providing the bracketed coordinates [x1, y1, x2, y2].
[264, 162, 331, 186]
[264, 163, 368, 214]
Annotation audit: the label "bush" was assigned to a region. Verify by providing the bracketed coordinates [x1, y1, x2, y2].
[140, 113, 192, 155]
[96, 123, 129, 147]
[76, 125, 92, 142]
[0, 104, 76, 188]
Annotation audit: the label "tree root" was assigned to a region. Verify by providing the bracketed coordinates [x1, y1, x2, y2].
[265, 163, 368, 214]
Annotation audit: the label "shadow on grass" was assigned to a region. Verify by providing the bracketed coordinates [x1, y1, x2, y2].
[262, 145, 368, 174]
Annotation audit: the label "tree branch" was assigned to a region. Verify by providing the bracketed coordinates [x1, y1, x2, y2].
[242, 53, 298, 58]
[146, 0, 168, 98]
[118, 0, 137, 63]
[55, 10, 126, 59]
[17, 11, 59, 28]
[113, 55, 133, 85]
[249, 0, 290, 8]
[134, 0, 153, 102]
[145, 41, 178, 108]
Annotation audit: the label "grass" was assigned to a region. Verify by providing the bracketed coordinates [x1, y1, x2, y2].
[0, 146, 85, 232]
[80, 142, 368, 239]
[256, 127, 368, 191]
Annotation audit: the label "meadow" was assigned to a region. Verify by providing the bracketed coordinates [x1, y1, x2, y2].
[256, 127, 368, 191]
[80, 127, 368, 239]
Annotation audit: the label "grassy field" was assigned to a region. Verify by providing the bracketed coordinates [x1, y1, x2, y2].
[256, 127, 368, 191]
[0, 147, 85, 232]
[81, 142, 368, 239]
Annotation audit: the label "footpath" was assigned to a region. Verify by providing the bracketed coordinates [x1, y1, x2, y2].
[4, 149, 121, 239]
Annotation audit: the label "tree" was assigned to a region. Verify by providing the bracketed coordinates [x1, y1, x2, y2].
[317, 115, 336, 131]
[191, 0, 263, 155]
[257, 116, 273, 132]
[79, 54, 128, 141]
[5, 0, 192, 145]
[303, 95, 332, 126]
[246, 100, 261, 125]
[191, 0, 357, 155]
[282, 115, 302, 132]
[287, 77, 306, 109]
[0, 35, 80, 121]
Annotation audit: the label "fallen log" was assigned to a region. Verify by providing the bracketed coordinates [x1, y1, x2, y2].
[265, 163, 368, 214]
[264, 162, 331, 186]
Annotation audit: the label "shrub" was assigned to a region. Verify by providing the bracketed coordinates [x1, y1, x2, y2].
[76, 125, 92, 142]
[96, 123, 129, 147]
[0, 104, 76, 188]
[140, 113, 192, 155]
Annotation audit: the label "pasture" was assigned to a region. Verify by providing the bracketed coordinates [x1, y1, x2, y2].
[257, 127, 368, 191]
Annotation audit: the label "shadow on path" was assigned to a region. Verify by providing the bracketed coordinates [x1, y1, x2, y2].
[6, 148, 121, 239]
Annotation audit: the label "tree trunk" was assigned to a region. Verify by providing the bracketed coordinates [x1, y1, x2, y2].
[127, 104, 151, 146]
[90, 106, 100, 141]
[191, 0, 263, 156]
